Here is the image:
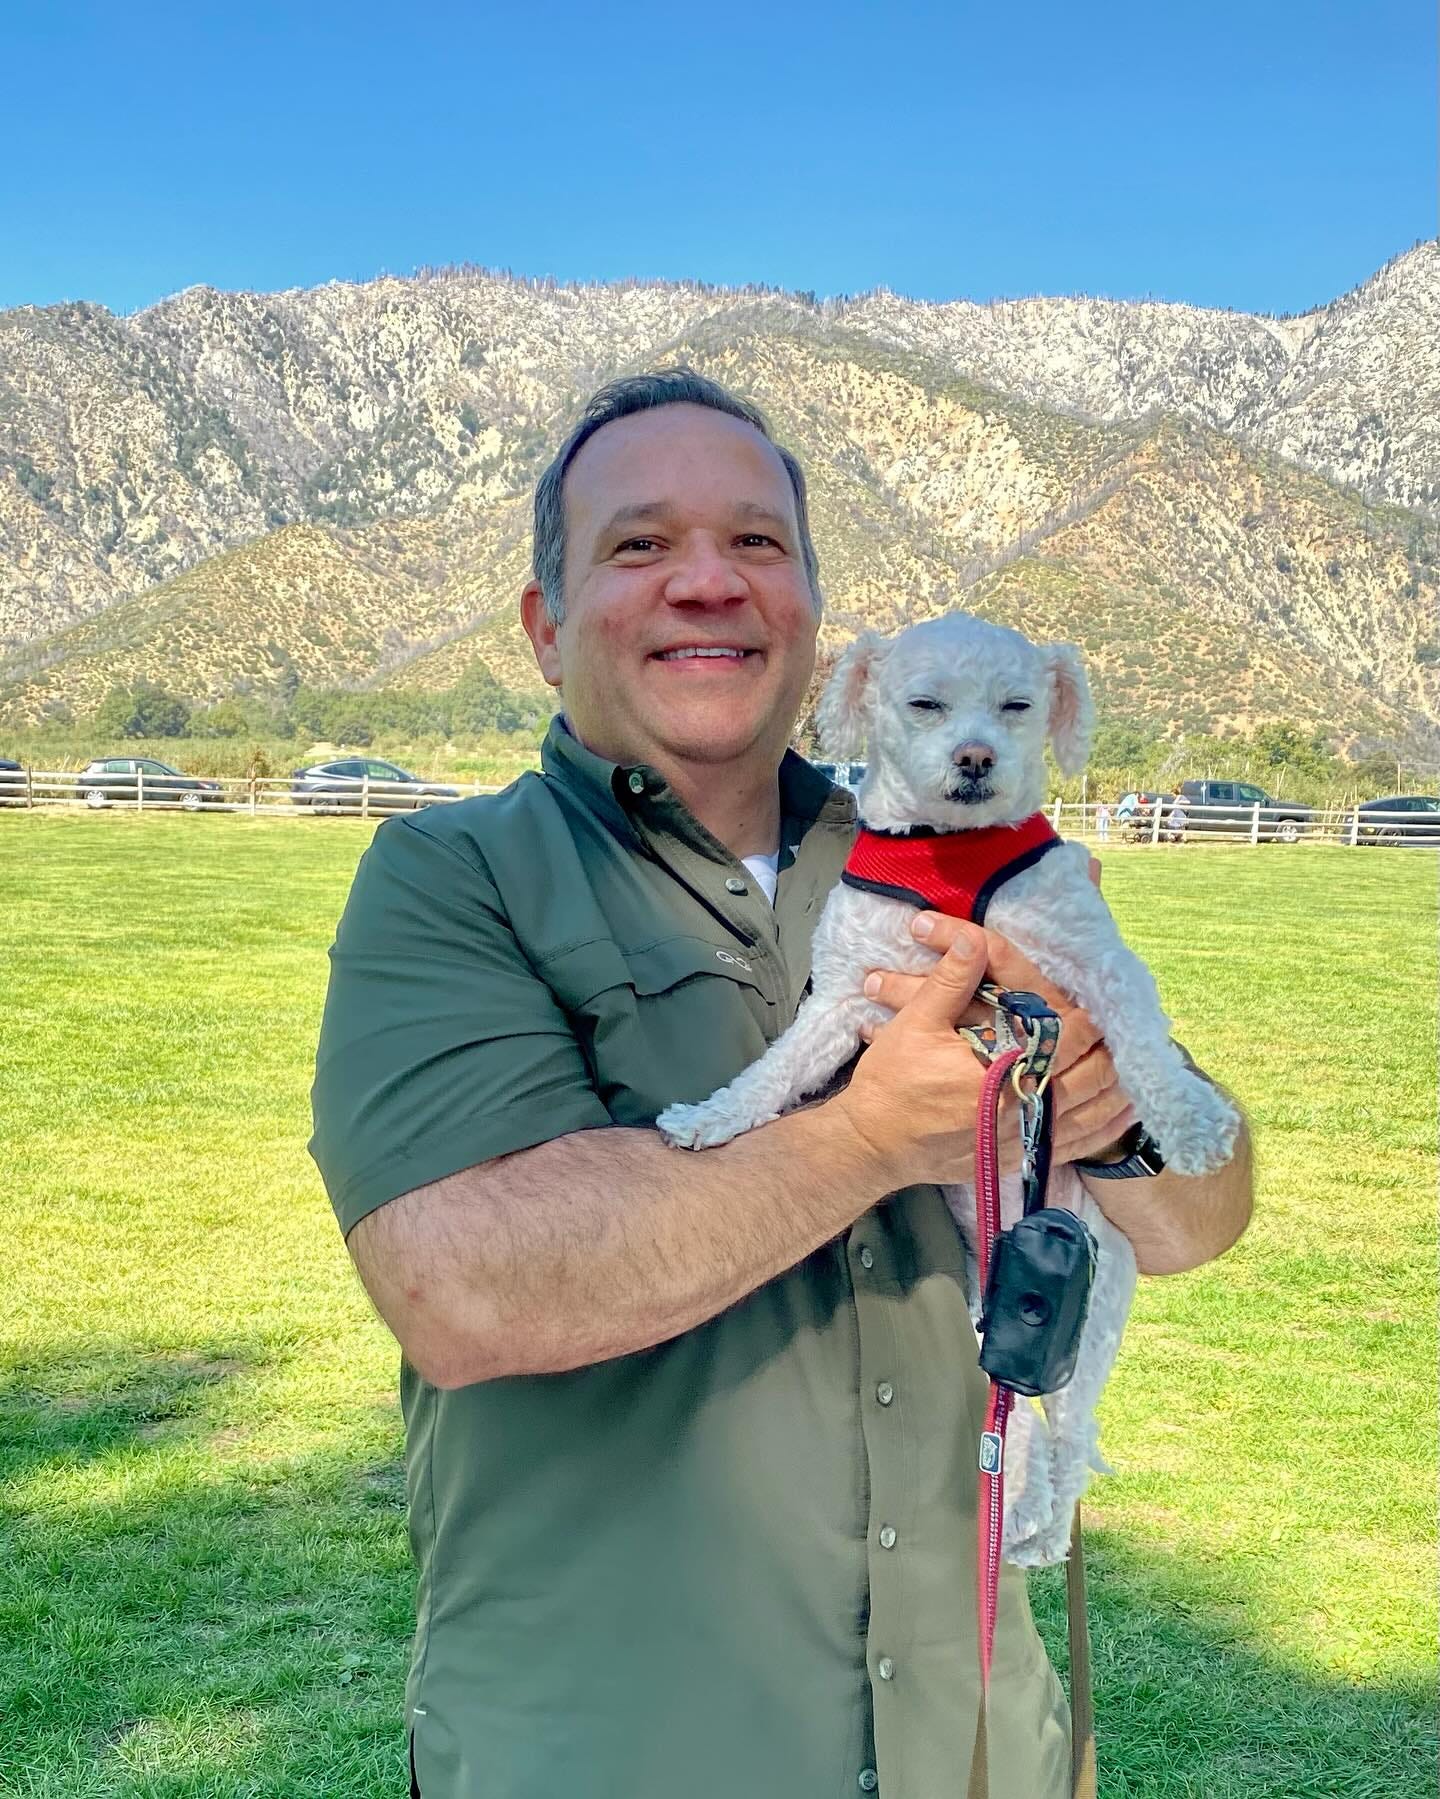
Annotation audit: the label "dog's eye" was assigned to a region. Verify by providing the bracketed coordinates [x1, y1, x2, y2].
[908, 697, 944, 713]
[1001, 700, 1032, 714]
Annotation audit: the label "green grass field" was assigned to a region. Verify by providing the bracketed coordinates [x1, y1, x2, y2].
[4, 812, 1436, 1798]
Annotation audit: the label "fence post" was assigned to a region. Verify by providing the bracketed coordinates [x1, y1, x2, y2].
[1150, 799, 1161, 846]
[249, 774, 258, 817]
[361, 772, 370, 820]
[26, 766, 33, 809]
[137, 765, 145, 812]
[1051, 796, 1063, 830]
[1347, 806, 1358, 848]
[1250, 802, 1261, 847]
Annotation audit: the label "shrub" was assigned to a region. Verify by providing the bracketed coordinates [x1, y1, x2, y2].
[92, 681, 192, 739]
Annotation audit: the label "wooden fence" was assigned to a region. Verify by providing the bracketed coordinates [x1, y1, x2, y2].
[1, 769, 1435, 847]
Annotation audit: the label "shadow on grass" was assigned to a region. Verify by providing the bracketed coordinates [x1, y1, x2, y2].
[0, 1341, 272, 1484]
[1030, 1529, 1435, 1799]
[2, 1356, 1434, 1798]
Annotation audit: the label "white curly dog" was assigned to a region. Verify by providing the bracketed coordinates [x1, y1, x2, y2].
[659, 611, 1240, 1565]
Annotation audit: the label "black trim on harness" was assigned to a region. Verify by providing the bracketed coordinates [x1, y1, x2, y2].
[840, 870, 931, 908]
[972, 836, 1063, 925]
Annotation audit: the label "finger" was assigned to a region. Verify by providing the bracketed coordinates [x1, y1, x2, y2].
[901, 925, 988, 1029]
[1057, 1103, 1138, 1166]
[1049, 1008, 1103, 1074]
[1048, 1044, 1119, 1115]
[908, 911, 972, 953]
[862, 972, 999, 1034]
[861, 968, 928, 1013]
[980, 927, 1070, 1010]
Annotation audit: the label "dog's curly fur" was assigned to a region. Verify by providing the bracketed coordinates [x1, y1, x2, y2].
[659, 611, 1239, 1563]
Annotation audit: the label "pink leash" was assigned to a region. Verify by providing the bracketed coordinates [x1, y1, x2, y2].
[973, 1046, 1024, 1694]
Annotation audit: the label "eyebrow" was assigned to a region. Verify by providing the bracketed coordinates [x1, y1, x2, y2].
[597, 501, 793, 539]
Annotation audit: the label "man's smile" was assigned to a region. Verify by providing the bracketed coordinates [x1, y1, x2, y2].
[650, 644, 762, 668]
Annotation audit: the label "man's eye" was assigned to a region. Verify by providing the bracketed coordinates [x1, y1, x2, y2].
[908, 697, 944, 713]
[738, 533, 781, 548]
[1002, 700, 1032, 714]
[616, 538, 659, 554]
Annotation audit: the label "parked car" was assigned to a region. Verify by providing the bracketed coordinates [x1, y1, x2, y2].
[1114, 791, 1173, 840]
[1355, 794, 1440, 845]
[0, 758, 23, 805]
[291, 757, 460, 813]
[74, 757, 225, 810]
[809, 759, 867, 794]
[1176, 779, 1313, 843]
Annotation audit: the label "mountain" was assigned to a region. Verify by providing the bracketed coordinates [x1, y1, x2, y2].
[1, 245, 1436, 755]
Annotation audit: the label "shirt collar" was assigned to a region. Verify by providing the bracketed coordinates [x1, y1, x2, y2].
[540, 715, 855, 850]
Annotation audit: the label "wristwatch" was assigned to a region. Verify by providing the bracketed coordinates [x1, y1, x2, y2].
[1073, 1123, 1167, 1179]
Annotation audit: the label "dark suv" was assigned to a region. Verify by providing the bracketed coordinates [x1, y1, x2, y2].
[291, 757, 459, 814]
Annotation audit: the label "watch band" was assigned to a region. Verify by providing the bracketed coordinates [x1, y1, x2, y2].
[1072, 1123, 1167, 1180]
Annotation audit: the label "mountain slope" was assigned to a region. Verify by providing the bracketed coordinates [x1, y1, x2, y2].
[1, 248, 1436, 756]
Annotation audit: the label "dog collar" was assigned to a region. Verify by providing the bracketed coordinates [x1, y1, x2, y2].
[841, 812, 1062, 924]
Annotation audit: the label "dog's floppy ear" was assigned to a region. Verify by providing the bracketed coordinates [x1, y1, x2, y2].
[816, 630, 887, 757]
[1043, 642, 1094, 776]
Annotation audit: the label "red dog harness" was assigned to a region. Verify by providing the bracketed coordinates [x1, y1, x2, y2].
[841, 812, 1062, 923]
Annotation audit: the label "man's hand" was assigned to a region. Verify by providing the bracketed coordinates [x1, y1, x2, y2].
[845, 911, 1135, 1185]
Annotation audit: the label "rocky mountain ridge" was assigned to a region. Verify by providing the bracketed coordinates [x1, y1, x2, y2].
[1, 244, 1436, 755]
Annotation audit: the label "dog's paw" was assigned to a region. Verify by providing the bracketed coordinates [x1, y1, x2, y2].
[657, 1097, 771, 1150]
[1148, 1073, 1241, 1175]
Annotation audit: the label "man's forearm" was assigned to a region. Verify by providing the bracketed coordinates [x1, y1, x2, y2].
[1079, 1109, 1254, 1276]
[349, 1100, 894, 1388]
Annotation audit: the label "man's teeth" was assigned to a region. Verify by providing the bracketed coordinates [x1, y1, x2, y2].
[658, 647, 748, 660]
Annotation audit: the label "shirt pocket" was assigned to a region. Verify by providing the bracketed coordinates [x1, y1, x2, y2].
[541, 935, 777, 1123]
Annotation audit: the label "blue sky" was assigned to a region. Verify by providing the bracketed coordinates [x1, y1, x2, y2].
[4, 0, 1433, 318]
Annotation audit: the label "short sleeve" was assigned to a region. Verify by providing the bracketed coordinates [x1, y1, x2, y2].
[309, 814, 611, 1237]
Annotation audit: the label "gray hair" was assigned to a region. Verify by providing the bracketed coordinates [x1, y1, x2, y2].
[531, 367, 823, 624]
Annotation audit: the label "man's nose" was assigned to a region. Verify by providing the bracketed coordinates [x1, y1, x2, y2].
[951, 741, 996, 779]
[664, 539, 749, 604]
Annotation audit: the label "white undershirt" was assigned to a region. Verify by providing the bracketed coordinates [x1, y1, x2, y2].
[740, 850, 780, 905]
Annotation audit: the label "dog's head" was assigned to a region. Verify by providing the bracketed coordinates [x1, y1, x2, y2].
[816, 612, 1093, 830]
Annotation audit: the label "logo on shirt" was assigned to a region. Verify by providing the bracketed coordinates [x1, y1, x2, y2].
[715, 950, 754, 972]
[979, 1431, 1004, 1475]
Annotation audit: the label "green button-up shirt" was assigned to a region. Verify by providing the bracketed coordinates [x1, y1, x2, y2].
[310, 718, 1069, 1799]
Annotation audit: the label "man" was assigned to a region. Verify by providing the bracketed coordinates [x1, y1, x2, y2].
[310, 370, 1253, 1799]
[1165, 795, 1189, 844]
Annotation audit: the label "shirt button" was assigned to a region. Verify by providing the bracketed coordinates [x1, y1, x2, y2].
[878, 1525, 897, 1549]
[858, 1246, 874, 1270]
[875, 1381, 894, 1406]
[858, 1772, 878, 1793]
[877, 1656, 896, 1681]
[627, 771, 646, 795]
[724, 876, 747, 894]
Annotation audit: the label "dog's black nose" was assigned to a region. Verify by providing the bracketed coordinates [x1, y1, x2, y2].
[952, 742, 996, 779]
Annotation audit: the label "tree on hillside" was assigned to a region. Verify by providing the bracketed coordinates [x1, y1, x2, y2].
[446, 662, 548, 735]
[189, 699, 250, 738]
[1249, 722, 1337, 786]
[92, 681, 191, 739]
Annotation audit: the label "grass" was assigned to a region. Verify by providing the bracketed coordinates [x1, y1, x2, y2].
[3, 813, 1436, 1797]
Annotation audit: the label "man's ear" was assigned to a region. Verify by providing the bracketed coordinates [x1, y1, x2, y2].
[1043, 642, 1094, 776]
[815, 630, 887, 757]
[521, 580, 564, 689]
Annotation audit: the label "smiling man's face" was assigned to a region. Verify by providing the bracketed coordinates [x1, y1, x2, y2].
[522, 403, 820, 775]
